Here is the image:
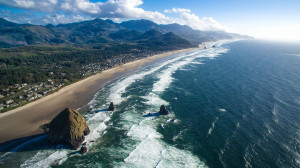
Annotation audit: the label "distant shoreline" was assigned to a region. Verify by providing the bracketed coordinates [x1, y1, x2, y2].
[0, 47, 200, 144]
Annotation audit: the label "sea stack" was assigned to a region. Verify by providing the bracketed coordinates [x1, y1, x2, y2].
[109, 102, 114, 111]
[80, 146, 88, 154]
[48, 108, 90, 149]
[158, 105, 169, 115]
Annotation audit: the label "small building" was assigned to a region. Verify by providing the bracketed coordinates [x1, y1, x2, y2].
[6, 99, 14, 105]
[11, 103, 18, 107]
[14, 84, 20, 88]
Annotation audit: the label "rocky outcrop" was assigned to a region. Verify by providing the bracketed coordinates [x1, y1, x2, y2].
[80, 146, 88, 154]
[108, 102, 114, 111]
[48, 108, 90, 149]
[158, 105, 169, 115]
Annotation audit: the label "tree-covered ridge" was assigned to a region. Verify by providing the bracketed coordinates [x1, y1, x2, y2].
[0, 18, 251, 48]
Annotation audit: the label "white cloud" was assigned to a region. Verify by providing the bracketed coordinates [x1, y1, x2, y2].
[0, 9, 91, 25]
[44, 13, 92, 24]
[164, 8, 191, 13]
[0, 0, 231, 32]
[176, 13, 230, 31]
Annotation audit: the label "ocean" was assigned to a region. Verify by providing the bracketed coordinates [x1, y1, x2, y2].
[0, 40, 300, 168]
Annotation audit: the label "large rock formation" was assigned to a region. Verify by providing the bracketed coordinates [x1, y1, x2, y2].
[158, 105, 169, 115]
[108, 102, 114, 111]
[48, 108, 90, 149]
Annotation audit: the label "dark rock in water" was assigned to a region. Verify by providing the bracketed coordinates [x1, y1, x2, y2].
[90, 140, 95, 142]
[48, 108, 90, 150]
[158, 105, 169, 115]
[109, 102, 114, 111]
[80, 146, 88, 154]
[82, 142, 87, 146]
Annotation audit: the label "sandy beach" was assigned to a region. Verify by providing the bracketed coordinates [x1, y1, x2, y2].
[0, 47, 198, 144]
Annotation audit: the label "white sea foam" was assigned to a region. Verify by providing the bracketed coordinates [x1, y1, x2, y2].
[207, 117, 219, 136]
[108, 50, 201, 104]
[271, 104, 279, 123]
[87, 122, 108, 142]
[153, 60, 190, 93]
[142, 93, 169, 107]
[21, 150, 68, 168]
[124, 136, 163, 168]
[127, 124, 163, 139]
[84, 109, 112, 143]
[172, 129, 186, 141]
[123, 133, 206, 168]
[191, 61, 204, 64]
[143, 54, 199, 106]
[20, 152, 50, 168]
[124, 137, 207, 168]
[123, 119, 206, 168]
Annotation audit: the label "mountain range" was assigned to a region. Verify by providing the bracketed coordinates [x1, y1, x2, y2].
[0, 18, 250, 48]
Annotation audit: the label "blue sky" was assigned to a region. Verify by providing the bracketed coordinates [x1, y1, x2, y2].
[0, 0, 299, 41]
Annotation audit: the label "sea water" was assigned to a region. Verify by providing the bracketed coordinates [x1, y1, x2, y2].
[0, 40, 300, 168]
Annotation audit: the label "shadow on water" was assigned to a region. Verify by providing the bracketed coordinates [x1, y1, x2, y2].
[0, 126, 72, 154]
[142, 112, 162, 117]
[0, 133, 54, 154]
[91, 108, 109, 113]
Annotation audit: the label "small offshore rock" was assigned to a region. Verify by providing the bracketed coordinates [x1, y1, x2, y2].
[108, 102, 114, 111]
[80, 146, 88, 154]
[158, 105, 169, 115]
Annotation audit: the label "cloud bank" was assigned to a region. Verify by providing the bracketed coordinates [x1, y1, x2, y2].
[0, 0, 230, 31]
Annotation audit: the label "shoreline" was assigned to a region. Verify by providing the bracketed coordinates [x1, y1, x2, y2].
[0, 47, 199, 144]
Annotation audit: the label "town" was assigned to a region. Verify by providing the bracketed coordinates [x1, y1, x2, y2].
[0, 49, 167, 112]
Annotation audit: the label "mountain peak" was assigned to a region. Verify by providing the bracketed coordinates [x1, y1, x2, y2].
[120, 19, 159, 31]
[0, 18, 18, 27]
